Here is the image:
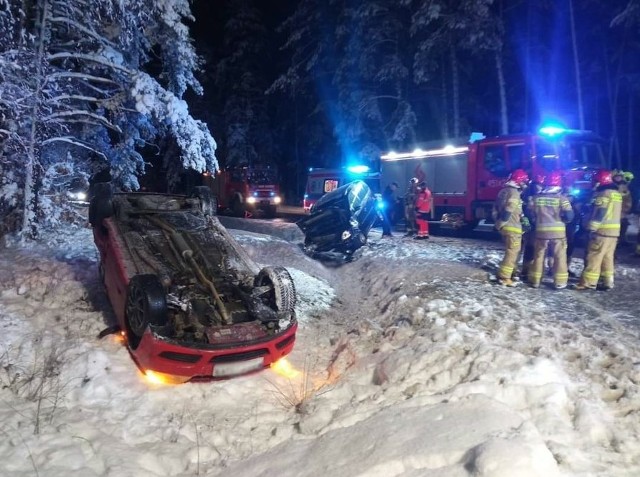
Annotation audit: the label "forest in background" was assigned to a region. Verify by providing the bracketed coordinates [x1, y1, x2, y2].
[1, 0, 639, 238]
[197, 0, 640, 200]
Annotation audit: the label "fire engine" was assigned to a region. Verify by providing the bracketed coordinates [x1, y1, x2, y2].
[380, 127, 607, 228]
[303, 166, 381, 212]
[203, 165, 282, 218]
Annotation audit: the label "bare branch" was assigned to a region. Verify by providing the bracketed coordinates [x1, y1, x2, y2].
[47, 72, 120, 85]
[43, 111, 122, 133]
[47, 53, 133, 74]
[48, 16, 116, 48]
[41, 136, 108, 159]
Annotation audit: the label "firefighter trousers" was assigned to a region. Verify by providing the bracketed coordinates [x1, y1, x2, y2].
[416, 212, 430, 237]
[498, 230, 522, 280]
[580, 235, 618, 287]
[405, 205, 417, 233]
[528, 238, 568, 287]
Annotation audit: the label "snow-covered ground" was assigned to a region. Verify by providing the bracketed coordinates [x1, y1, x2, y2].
[1, 221, 639, 477]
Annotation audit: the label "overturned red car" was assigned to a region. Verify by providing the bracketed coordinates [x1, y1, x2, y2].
[89, 184, 297, 382]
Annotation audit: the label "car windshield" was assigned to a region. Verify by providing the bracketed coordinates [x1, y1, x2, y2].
[247, 168, 277, 185]
[535, 136, 605, 171]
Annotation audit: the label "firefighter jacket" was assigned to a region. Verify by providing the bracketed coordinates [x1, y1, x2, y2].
[405, 184, 418, 206]
[415, 188, 432, 214]
[588, 185, 623, 237]
[492, 184, 523, 234]
[528, 188, 574, 239]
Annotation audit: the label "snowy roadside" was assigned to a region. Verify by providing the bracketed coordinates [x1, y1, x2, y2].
[0, 223, 639, 477]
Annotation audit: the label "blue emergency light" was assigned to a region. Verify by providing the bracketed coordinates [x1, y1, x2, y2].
[539, 125, 567, 136]
[346, 165, 370, 174]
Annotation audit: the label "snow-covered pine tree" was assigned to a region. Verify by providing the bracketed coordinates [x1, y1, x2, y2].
[211, 0, 274, 168]
[332, 2, 415, 166]
[0, 0, 217, 240]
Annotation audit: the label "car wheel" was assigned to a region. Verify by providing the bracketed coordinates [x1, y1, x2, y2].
[192, 186, 218, 216]
[89, 182, 114, 228]
[125, 275, 168, 348]
[255, 266, 296, 314]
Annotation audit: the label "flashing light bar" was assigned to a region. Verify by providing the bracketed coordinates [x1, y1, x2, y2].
[346, 165, 370, 174]
[381, 145, 469, 161]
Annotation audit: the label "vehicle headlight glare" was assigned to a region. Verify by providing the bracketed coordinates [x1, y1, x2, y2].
[273, 196, 282, 204]
[246, 196, 257, 204]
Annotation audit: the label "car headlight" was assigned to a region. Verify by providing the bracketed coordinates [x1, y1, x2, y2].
[273, 196, 282, 204]
[341, 230, 352, 240]
[246, 196, 257, 204]
[68, 191, 87, 201]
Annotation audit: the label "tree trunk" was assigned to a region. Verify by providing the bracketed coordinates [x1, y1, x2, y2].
[568, 0, 585, 129]
[495, 51, 508, 135]
[449, 45, 460, 138]
[21, 0, 49, 240]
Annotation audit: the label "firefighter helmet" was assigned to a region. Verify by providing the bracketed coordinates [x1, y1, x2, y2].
[544, 170, 563, 187]
[410, 177, 419, 184]
[532, 173, 546, 185]
[509, 169, 529, 186]
[593, 169, 613, 187]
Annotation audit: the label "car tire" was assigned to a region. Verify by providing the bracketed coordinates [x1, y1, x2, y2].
[255, 266, 296, 314]
[125, 275, 168, 348]
[89, 182, 114, 228]
[192, 186, 218, 216]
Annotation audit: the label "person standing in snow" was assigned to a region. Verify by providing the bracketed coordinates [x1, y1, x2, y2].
[492, 169, 529, 286]
[414, 181, 432, 240]
[526, 171, 574, 289]
[380, 182, 399, 237]
[612, 169, 634, 246]
[404, 177, 419, 236]
[576, 169, 623, 291]
[520, 174, 544, 279]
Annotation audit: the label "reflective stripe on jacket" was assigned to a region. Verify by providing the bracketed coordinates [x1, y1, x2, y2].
[588, 188, 623, 237]
[530, 193, 574, 239]
[492, 185, 523, 234]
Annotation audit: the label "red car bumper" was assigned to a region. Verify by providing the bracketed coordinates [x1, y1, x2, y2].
[130, 322, 298, 380]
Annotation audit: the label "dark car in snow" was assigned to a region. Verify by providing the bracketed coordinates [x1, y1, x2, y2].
[296, 180, 380, 261]
[89, 184, 297, 382]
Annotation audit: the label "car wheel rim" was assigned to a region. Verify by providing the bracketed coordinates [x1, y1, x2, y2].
[127, 287, 147, 337]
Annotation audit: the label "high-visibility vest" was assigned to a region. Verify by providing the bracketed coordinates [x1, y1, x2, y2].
[588, 189, 623, 237]
[531, 193, 573, 239]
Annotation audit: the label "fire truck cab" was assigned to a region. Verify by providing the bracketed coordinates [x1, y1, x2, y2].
[380, 128, 607, 228]
[303, 166, 381, 212]
[204, 165, 282, 218]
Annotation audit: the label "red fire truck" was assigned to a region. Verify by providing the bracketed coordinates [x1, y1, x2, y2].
[380, 127, 607, 228]
[303, 166, 381, 212]
[203, 165, 282, 218]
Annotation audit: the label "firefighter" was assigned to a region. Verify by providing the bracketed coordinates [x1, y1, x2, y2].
[576, 169, 623, 290]
[527, 171, 574, 289]
[380, 182, 399, 237]
[492, 169, 529, 286]
[521, 174, 545, 278]
[612, 169, 634, 246]
[404, 177, 419, 236]
[414, 181, 432, 240]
